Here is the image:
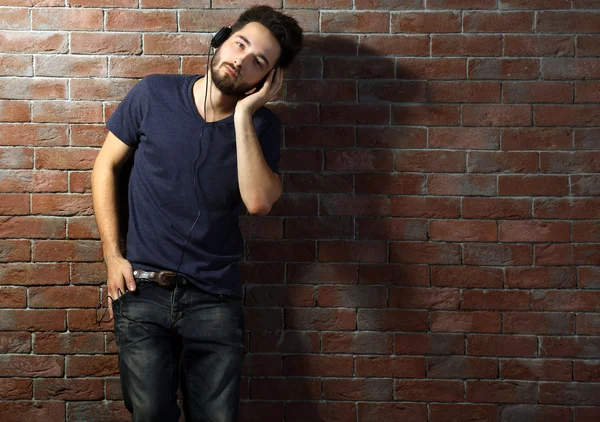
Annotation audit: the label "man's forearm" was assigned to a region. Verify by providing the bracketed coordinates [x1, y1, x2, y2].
[91, 164, 124, 261]
[234, 111, 282, 215]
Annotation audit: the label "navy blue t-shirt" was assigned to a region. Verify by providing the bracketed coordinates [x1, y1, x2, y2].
[106, 74, 281, 296]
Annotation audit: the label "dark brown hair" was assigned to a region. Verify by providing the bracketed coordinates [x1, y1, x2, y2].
[230, 6, 303, 69]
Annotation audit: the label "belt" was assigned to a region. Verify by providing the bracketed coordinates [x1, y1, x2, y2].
[133, 269, 190, 288]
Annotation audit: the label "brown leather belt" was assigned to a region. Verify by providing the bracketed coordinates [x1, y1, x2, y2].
[132, 269, 190, 288]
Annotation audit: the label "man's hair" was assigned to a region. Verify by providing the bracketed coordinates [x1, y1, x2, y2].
[230, 6, 303, 69]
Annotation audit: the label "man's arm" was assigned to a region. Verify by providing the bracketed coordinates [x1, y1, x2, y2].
[234, 112, 282, 216]
[91, 131, 136, 320]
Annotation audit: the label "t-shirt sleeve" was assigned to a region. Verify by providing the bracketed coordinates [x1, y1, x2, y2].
[106, 78, 148, 147]
[259, 117, 282, 175]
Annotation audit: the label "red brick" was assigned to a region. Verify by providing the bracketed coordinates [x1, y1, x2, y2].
[325, 150, 393, 171]
[540, 336, 600, 358]
[286, 308, 356, 330]
[32, 8, 102, 30]
[319, 194, 387, 216]
[106, 10, 176, 31]
[71, 0, 136, 5]
[323, 332, 393, 355]
[579, 267, 600, 289]
[535, 244, 600, 265]
[390, 196, 460, 218]
[499, 221, 569, 242]
[534, 198, 600, 219]
[504, 35, 574, 57]
[0, 100, 29, 122]
[356, 174, 425, 195]
[577, 314, 600, 335]
[462, 291, 531, 311]
[468, 151, 537, 173]
[69, 172, 92, 194]
[576, 81, 600, 103]
[109, 56, 179, 78]
[0, 32, 67, 53]
[574, 360, 600, 381]
[395, 379, 464, 402]
[358, 403, 427, 422]
[0, 378, 32, 399]
[392, 12, 460, 33]
[324, 57, 393, 79]
[32, 101, 102, 124]
[36, 148, 98, 170]
[0, 194, 29, 214]
[34, 378, 104, 400]
[357, 127, 426, 149]
[392, 105, 460, 126]
[574, 408, 600, 422]
[71, 125, 106, 147]
[238, 216, 283, 240]
[503, 82, 572, 104]
[321, 104, 389, 125]
[433, 35, 502, 57]
[394, 333, 465, 355]
[0, 78, 67, 100]
[318, 240, 387, 263]
[0, 216, 65, 239]
[499, 0, 570, 8]
[251, 378, 321, 400]
[463, 105, 531, 127]
[247, 240, 315, 262]
[29, 286, 99, 309]
[466, 380, 537, 403]
[0, 401, 65, 422]
[577, 35, 600, 57]
[302, 34, 358, 57]
[0, 8, 29, 30]
[503, 312, 574, 335]
[0, 263, 69, 286]
[428, 174, 496, 196]
[430, 81, 500, 103]
[537, 11, 600, 33]
[468, 59, 539, 80]
[0, 354, 63, 377]
[250, 330, 319, 353]
[359, 80, 427, 103]
[358, 309, 428, 331]
[36, 56, 106, 78]
[0, 123, 68, 146]
[0, 55, 32, 77]
[66, 355, 119, 377]
[430, 404, 498, 422]
[390, 242, 461, 264]
[396, 150, 465, 172]
[286, 80, 354, 103]
[286, 126, 353, 148]
[397, 58, 467, 79]
[245, 285, 315, 307]
[539, 382, 600, 405]
[0, 147, 33, 168]
[67, 309, 113, 332]
[535, 290, 600, 312]
[498, 175, 569, 196]
[71, 32, 141, 55]
[536, 105, 600, 127]
[33, 240, 102, 262]
[359, 264, 429, 286]
[358, 35, 430, 57]
[464, 11, 533, 32]
[0, 309, 65, 331]
[501, 128, 571, 150]
[429, 220, 497, 242]
[0, 240, 30, 262]
[574, 128, 600, 150]
[463, 244, 533, 266]
[71, 79, 138, 101]
[543, 58, 600, 80]
[270, 193, 318, 217]
[285, 402, 356, 422]
[66, 401, 130, 422]
[428, 0, 496, 7]
[541, 152, 600, 173]
[573, 221, 600, 242]
[356, 218, 426, 242]
[462, 197, 532, 219]
[427, 356, 497, 379]
[389, 287, 459, 309]
[505, 267, 576, 289]
[430, 128, 500, 149]
[33, 332, 104, 354]
[0, 286, 26, 308]
[324, 378, 393, 400]
[32, 194, 93, 216]
[283, 355, 353, 377]
[321, 11, 389, 33]
[286, 263, 354, 285]
[0, 170, 67, 193]
[432, 266, 503, 288]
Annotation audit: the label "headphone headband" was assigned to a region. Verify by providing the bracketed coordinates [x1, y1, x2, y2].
[211, 26, 232, 49]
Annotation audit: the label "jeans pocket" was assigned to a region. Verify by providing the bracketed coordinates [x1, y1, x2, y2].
[218, 293, 242, 303]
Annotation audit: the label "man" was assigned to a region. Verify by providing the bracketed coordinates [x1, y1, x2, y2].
[91, 6, 303, 421]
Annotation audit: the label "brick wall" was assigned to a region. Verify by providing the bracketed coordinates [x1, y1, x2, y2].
[1, 1, 599, 421]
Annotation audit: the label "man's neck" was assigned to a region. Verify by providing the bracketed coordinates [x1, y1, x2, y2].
[194, 71, 239, 122]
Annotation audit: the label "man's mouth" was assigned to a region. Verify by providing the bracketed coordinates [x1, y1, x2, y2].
[224, 65, 238, 78]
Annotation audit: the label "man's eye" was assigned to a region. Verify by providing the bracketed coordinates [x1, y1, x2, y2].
[255, 59, 262, 67]
[236, 42, 243, 48]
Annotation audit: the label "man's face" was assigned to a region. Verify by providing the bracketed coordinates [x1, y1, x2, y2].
[211, 22, 281, 96]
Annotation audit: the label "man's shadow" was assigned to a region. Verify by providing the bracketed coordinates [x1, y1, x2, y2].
[238, 33, 432, 421]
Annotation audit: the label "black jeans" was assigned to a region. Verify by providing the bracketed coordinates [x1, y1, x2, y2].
[112, 279, 245, 422]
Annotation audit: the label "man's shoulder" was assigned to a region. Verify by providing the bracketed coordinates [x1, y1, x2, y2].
[253, 105, 281, 128]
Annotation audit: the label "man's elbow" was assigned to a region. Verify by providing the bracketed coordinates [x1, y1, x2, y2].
[247, 201, 273, 216]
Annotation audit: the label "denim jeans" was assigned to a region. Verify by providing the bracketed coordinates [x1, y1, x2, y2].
[112, 279, 245, 422]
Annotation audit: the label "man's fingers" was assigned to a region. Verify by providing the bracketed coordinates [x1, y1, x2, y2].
[123, 267, 136, 292]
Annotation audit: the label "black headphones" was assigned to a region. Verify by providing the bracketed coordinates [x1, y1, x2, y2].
[211, 26, 232, 49]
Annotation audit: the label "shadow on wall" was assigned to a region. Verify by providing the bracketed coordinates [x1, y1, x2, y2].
[238, 33, 426, 422]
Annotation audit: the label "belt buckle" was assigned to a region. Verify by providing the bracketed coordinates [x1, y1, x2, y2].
[157, 271, 176, 288]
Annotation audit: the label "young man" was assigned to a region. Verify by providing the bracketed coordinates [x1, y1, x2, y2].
[91, 6, 303, 421]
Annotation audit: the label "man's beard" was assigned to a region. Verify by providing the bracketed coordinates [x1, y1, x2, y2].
[210, 51, 253, 96]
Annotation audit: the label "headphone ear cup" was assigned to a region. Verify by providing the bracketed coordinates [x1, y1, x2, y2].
[211, 26, 232, 49]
